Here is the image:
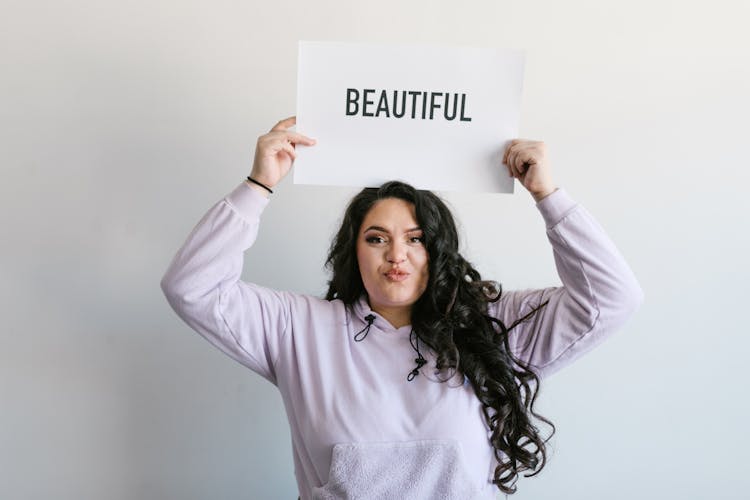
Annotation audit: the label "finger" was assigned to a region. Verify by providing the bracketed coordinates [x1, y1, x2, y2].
[516, 154, 532, 177]
[282, 131, 316, 146]
[510, 161, 520, 179]
[281, 142, 297, 161]
[262, 136, 296, 157]
[515, 144, 536, 170]
[506, 148, 515, 174]
[271, 116, 296, 132]
[503, 140, 519, 164]
[508, 149, 521, 176]
[506, 139, 527, 165]
[258, 132, 314, 153]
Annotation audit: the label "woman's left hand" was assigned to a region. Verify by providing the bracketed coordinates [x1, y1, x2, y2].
[502, 139, 557, 202]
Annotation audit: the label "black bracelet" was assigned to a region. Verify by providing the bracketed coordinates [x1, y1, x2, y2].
[246, 176, 273, 194]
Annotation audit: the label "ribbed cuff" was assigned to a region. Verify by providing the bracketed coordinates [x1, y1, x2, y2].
[224, 181, 270, 221]
[535, 188, 578, 228]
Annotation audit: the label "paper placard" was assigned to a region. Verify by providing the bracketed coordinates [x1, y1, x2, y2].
[295, 41, 525, 193]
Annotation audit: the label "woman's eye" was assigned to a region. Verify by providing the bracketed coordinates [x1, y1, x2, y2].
[407, 232, 425, 244]
[365, 235, 386, 244]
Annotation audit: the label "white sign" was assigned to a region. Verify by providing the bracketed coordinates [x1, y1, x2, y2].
[295, 41, 525, 193]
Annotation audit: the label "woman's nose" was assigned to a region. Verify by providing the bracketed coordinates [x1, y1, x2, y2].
[386, 242, 407, 263]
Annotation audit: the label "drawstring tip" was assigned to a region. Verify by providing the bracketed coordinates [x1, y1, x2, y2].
[407, 356, 427, 381]
[354, 314, 376, 342]
[407, 330, 428, 382]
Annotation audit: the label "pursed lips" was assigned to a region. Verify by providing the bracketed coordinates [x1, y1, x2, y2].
[384, 268, 410, 282]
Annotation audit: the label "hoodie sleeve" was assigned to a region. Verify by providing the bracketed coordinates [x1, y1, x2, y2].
[489, 189, 644, 379]
[160, 182, 290, 384]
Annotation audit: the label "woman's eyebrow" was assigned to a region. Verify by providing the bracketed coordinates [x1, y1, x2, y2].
[363, 225, 422, 233]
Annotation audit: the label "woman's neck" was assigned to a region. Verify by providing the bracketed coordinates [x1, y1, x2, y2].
[370, 303, 411, 329]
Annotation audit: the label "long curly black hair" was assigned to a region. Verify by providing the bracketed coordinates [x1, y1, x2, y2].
[325, 181, 554, 494]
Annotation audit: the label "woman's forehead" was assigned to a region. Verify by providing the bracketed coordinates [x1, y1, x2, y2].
[361, 198, 418, 230]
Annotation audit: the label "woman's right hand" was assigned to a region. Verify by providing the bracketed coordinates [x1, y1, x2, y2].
[248, 116, 316, 194]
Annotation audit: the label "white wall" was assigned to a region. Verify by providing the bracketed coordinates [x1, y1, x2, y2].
[2, 1, 748, 499]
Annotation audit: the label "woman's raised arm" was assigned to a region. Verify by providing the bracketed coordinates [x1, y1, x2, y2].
[493, 139, 644, 378]
[160, 118, 316, 383]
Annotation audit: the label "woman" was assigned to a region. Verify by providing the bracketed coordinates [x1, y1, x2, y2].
[161, 117, 643, 499]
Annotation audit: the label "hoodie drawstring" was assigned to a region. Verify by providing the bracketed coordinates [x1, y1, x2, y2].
[354, 314, 375, 342]
[354, 313, 427, 382]
[407, 330, 427, 381]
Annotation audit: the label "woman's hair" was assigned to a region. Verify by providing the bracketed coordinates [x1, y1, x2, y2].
[325, 181, 554, 494]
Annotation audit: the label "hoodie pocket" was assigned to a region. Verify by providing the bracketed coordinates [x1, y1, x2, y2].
[311, 439, 479, 500]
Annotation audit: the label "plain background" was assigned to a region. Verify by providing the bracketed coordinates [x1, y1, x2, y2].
[2, 1, 748, 499]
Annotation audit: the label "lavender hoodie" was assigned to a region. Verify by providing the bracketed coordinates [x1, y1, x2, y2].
[161, 182, 643, 499]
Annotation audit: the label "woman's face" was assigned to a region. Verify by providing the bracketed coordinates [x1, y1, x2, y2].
[356, 197, 429, 325]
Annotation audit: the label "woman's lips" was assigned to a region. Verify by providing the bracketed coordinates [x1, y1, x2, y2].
[384, 269, 409, 282]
